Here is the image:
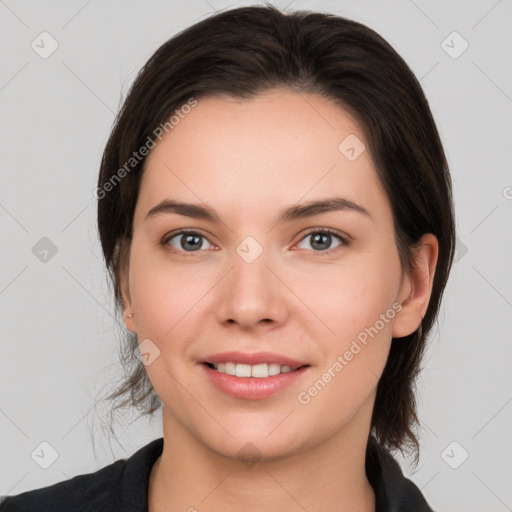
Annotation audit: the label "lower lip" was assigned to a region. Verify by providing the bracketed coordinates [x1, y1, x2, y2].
[201, 364, 310, 400]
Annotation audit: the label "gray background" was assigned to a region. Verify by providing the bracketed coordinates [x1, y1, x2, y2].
[1, 1, 511, 511]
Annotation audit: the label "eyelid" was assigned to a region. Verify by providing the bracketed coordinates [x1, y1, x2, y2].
[292, 227, 349, 255]
[297, 227, 350, 245]
[161, 228, 218, 255]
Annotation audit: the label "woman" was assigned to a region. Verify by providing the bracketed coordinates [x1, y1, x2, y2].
[1, 4, 454, 511]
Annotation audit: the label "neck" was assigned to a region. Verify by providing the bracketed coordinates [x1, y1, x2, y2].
[148, 407, 376, 512]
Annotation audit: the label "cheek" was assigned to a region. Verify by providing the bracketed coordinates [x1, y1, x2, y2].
[127, 244, 208, 343]
[296, 245, 402, 347]
[294, 248, 402, 423]
[127, 249, 210, 400]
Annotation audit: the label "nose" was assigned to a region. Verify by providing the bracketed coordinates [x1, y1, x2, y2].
[214, 244, 289, 332]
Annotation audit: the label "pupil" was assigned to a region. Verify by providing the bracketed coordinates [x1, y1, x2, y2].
[312, 233, 330, 251]
[182, 234, 202, 251]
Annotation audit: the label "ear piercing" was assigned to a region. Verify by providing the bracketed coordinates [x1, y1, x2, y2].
[127, 313, 134, 318]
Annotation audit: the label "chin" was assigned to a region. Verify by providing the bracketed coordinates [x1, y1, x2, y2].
[206, 434, 304, 464]
[192, 413, 318, 464]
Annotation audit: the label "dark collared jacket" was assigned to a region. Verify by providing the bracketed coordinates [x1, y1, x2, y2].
[1, 436, 434, 511]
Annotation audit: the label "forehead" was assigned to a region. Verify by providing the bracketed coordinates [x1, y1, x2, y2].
[135, 90, 391, 226]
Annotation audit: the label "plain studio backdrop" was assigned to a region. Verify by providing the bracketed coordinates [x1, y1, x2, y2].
[0, 1, 511, 511]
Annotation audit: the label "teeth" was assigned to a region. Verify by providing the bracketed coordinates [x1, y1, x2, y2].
[236, 363, 252, 377]
[268, 363, 281, 376]
[250, 363, 267, 378]
[224, 362, 236, 375]
[209, 362, 300, 378]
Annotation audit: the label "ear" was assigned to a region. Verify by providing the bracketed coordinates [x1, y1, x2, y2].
[392, 233, 439, 338]
[116, 239, 137, 334]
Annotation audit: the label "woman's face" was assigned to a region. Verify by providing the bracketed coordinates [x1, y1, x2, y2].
[123, 89, 420, 460]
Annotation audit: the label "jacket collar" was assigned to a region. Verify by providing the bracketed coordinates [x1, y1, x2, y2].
[366, 435, 434, 511]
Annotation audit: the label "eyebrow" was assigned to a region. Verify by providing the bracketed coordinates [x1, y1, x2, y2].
[144, 197, 371, 223]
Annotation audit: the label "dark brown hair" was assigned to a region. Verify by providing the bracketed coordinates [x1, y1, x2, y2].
[96, 3, 455, 464]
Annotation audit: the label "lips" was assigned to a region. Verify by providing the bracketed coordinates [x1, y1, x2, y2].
[199, 351, 311, 399]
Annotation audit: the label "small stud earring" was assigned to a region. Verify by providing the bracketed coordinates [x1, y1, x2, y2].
[127, 313, 134, 318]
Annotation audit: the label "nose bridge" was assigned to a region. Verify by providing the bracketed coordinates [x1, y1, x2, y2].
[214, 235, 287, 328]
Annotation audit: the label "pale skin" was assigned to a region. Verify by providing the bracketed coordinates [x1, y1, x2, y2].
[120, 89, 439, 512]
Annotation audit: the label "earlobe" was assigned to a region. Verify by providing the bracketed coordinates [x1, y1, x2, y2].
[392, 233, 439, 338]
[121, 279, 137, 333]
[124, 311, 137, 333]
[116, 239, 137, 333]
[122, 279, 137, 333]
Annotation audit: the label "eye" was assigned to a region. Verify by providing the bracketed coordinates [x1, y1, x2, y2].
[295, 228, 348, 255]
[162, 230, 215, 254]
[162, 228, 348, 256]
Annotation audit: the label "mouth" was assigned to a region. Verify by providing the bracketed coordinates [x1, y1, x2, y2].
[202, 361, 310, 378]
[199, 352, 311, 400]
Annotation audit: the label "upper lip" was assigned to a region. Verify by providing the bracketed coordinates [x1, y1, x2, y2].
[201, 351, 309, 367]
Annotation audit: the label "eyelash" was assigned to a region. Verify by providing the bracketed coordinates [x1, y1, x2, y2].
[161, 228, 348, 257]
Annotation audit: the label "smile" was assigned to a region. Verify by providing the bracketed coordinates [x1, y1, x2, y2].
[201, 362, 310, 400]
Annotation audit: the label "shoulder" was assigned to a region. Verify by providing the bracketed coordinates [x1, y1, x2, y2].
[0, 438, 164, 512]
[0, 460, 126, 512]
[366, 436, 435, 512]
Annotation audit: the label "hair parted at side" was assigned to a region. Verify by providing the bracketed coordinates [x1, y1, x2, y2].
[97, 2, 455, 465]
